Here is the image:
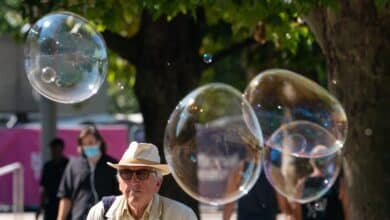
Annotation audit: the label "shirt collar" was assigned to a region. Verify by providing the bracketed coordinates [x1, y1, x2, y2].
[148, 194, 163, 218]
[119, 194, 162, 220]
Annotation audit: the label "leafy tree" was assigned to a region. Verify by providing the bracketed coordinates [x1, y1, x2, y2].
[1, 0, 388, 219]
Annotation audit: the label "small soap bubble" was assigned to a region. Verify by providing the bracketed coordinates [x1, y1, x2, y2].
[202, 53, 213, 64]
[41, 66, 56, 83]
[116, 82, 125, 90]
[364, 128, 372, 136]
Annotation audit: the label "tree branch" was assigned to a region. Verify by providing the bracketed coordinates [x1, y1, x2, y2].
[200, 37, 257, 70]
[302, 6, 328, 54]
[102, 30, 139, 64]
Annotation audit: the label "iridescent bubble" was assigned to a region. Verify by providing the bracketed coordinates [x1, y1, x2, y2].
[164, 83, 263, 205]
[202, 53, 213, 64]
[24, 11, 108, 103]
[244, 69, 347, 203]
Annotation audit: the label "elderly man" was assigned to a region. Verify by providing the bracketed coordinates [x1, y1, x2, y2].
[87, 141, 197, 220]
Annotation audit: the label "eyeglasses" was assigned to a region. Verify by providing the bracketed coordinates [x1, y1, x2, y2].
[118, 169, 155, 181]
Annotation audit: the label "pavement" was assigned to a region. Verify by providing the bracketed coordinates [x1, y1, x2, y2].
[0, 212, 36, 220]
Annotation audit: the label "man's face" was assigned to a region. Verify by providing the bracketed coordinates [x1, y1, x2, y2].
[118, 166, 162, 208]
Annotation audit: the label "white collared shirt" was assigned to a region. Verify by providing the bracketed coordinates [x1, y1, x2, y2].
[87, 194, 198, 220]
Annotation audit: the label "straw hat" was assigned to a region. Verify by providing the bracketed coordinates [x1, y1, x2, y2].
[107, 141, 171, 175]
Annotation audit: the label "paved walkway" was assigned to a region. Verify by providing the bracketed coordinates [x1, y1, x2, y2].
[0, 212, 36, 220]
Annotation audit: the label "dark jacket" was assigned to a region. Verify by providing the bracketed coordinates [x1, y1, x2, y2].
[237, 172, 280, 220]
[57, 154, 120, 220]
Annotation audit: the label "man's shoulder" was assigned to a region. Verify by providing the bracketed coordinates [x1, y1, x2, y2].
[43, 160, 53, 168]
[42, 158, 68, 171]
[87, 195, 124, 220]
[159, 195, 181, 205]
[158, 195, 196, 216]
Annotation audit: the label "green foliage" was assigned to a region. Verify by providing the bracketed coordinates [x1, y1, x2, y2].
[374, 0, 390, 9]
[0, 0, 26, 40]
[197, 0, 325, 92]
[200, 52, 247, 91]
[0, 0, 325, 57]
[201, 36, 325, 95]
[141, 0, 201, 20]
[106, 52, 139, 113]
[0, 0, 329, 113]
[198, 1, 319, 60]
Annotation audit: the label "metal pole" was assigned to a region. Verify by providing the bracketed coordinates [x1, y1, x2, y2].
[12, 164, 23, 220]
[0, 163, 24, 220]
[40, 96, 57, 164]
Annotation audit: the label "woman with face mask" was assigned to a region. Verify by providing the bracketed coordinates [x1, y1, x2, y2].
[57, 125, 120, 220]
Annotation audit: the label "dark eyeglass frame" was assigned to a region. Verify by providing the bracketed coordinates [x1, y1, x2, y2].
[118, 169, 156, 181]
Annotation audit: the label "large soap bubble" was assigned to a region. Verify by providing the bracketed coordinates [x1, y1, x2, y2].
[244, 69, 347, 203]
[244, 69, 347, 155]
[24, 11, 108, 103]
[164, 83, 263, 205]
[263, 121, 342, 203]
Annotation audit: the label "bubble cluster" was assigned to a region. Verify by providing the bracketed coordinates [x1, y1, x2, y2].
[24, 11, 107, 103]
[164, 83, 262, 205]
[244, 69, 347, 154]
[244, 69, 347, 203]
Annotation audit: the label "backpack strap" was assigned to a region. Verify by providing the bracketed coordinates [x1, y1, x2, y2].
[102, 195, 116, 219]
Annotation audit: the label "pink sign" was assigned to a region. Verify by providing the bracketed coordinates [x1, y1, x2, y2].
[0, 125, 129, 207]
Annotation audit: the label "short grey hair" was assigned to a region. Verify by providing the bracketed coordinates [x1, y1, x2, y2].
[154, 170, 163, 181]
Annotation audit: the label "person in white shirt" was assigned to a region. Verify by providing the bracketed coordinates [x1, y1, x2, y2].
[87, 141, 197, 220]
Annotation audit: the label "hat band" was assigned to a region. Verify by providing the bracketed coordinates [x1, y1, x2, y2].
[119, 158, 161, 165]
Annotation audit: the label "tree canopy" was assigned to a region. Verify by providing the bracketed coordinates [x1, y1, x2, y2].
[0, 0, 327, 115]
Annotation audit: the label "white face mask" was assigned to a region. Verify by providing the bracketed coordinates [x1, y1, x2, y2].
[83, 145, 100, 158]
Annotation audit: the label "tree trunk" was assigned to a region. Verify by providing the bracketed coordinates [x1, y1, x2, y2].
[133, 12, 203, 215]
[304, 1, 390, 219]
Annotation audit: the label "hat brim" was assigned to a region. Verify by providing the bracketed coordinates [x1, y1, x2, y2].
[107, 162, 171, 176]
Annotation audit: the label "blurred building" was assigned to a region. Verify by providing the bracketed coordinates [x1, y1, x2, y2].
[0, 35, 109, 122]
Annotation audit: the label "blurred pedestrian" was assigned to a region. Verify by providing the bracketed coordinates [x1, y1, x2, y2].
[275, 171, 347, 220]
[237, 172, 280, 220]
[87, 141, 198, 220]
[300, 172, 346, 220]
[57, 125, 120, 220]
[36, 137, 69, 220]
